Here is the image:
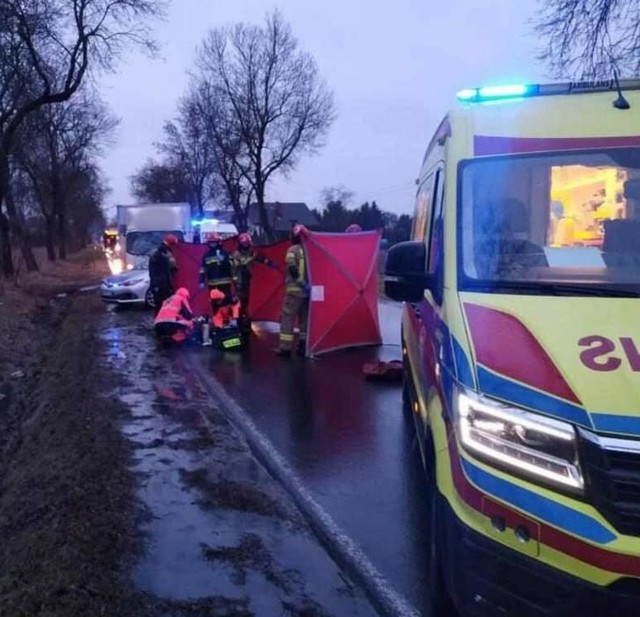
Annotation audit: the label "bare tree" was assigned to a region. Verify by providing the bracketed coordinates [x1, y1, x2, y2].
[536, 0, 640, 78]
[65, 163, 109, 252]
[13, 90, 117, 261]
[157, 95, 220, 216]
[0, 0, 165, 276]
[195, 10, 335, 240]
[321, 186, 354, 209]
[188, 81, 254, 229]
[130, 158, 191, 204]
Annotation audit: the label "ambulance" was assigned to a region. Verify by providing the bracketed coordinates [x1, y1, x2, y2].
[385, 79, 640, 616]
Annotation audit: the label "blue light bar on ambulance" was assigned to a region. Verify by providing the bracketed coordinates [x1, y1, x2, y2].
[457, 84, 533, 102]
[457, 78, 640, 103]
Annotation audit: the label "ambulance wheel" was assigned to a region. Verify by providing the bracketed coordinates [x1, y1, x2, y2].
[425, 436, 455, 617]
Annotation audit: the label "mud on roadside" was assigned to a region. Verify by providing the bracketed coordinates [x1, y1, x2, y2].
[0, 287, 250, 617]
[0, 292, 144, 617]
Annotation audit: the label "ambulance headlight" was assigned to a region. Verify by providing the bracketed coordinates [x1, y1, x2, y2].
[455, 390, 584, 493]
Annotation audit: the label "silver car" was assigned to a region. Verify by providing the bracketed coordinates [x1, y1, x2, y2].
[100, 267, 155, 308]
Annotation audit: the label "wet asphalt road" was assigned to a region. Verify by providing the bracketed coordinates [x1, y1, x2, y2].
[188, 301, 435, 612]
[101, 309, 378, 615]
[106, 299, 444, 615]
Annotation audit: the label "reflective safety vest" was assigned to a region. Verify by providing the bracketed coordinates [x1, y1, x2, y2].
[154, 293, 193, 327]
[231, 249, 271, 290]
[285, 244, 308, 297]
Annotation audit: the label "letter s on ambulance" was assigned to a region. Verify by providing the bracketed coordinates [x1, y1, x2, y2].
[579, 335, 621, 371]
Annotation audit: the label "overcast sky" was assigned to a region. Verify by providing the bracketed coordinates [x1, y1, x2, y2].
[99, 0, 546, 217]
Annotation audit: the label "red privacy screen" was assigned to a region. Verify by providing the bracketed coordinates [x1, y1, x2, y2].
[171, 232, 381, 356]
[171, 238, 288, 320]
[303, 230, 382, 356]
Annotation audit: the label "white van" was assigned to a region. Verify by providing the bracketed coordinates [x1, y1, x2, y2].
[199, 221, 238, 239]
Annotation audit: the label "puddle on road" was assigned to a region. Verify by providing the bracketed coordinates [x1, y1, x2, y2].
[99, 311, 377, 617]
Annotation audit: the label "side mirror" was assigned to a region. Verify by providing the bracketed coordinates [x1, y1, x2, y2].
[384, 241, 432, 303]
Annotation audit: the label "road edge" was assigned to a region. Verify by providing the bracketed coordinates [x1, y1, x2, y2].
[189, 358, 421, 617]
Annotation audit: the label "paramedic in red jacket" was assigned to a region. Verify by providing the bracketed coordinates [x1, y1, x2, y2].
[153, 287, 195, 343]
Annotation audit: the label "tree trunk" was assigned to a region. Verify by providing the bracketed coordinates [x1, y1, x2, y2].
[229, 184, 246, 232]
[57, 209, 67, 259]
[0, 211, 13, 278]
[0, 152, 14, 277]
[20, 238, 39, 272]
[4, 180, 38, 272]
[45, 217, 56, 261]
[49, 156, 68, 260]
[255, 182, 274, 242]
[0, 162, 39, 277]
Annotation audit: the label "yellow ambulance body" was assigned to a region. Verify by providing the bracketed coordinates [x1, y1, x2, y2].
[386, 80, 640, 616]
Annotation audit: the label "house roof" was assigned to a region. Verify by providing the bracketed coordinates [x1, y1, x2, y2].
[248, 202, 318, 231]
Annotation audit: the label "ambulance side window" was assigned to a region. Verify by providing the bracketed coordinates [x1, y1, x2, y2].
[427, 168, 444, 275]
[412, 174, 434, 243]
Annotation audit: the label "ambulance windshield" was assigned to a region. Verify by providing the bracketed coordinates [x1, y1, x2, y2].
[459, 147, 640, 296]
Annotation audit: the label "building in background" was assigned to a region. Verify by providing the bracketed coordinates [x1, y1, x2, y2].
[248, 202, 319, 241]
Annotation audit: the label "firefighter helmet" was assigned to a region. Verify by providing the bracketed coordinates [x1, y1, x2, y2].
[163, 234, 179, 246]
[209, 288, 225, 302]
[238, 232, 252, 247]
[203, 232, 222, 244]
[345, 224, 362, 233]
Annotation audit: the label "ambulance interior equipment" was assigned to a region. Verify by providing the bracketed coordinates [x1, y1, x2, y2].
[459, 150, 640, 294]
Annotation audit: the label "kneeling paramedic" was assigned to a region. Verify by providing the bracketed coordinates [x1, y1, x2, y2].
[153, 287, 195, 343]
[231, 232, 279, 330]
[274, 224, 310, 357]
[208, 289, 240, 328]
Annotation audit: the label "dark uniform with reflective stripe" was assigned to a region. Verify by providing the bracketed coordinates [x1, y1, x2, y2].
[278, 243, 309, 352]
[231, 249, 274, 324]
[199, 246, 236, 318]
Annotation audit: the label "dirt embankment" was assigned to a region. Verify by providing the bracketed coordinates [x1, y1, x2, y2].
[0, 248, 107, 384]
[0, 253, 145, 617]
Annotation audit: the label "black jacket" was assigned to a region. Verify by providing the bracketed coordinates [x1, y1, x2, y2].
[149, 247, 177, 289]
[199, 247, 234, 286]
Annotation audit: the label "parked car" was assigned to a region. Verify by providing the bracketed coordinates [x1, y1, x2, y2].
[100, 267, 154, 308]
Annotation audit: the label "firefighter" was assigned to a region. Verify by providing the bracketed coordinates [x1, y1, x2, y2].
[274, 224, 310, 357]
[153, 287, 195, 343]
[199, 232, 237, 343]
[209, 289, 240, 328]
[149, 234, 178, 315]
[231, 232, 278, 331]
[345, 223, 362, 233]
